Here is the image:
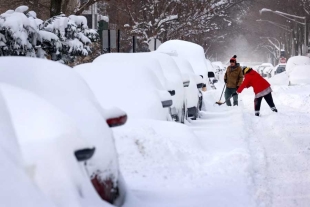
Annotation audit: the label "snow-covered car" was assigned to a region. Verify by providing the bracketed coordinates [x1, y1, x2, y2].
[75, 62, 173, 121]
[286, 56, 310, 74]
[268, 72, 289, 86]
[171, 56, 203, 119]
[262, 66, 275, 78]
[0, 57, 126, 205]
[212, 61, 226, 72]
[0, 83, 111, 207]
[150, 51, 186, 122]
[156, 40, 209, 85]
[257, 63, 274, 76]
[94, 52, 186, 123]
[274, 64, 286, 75]
[0, 86, 56, 207]
[289, 65, 310, 85]
[205, 59, 219, 88]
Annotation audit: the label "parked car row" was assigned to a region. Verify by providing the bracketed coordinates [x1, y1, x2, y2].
[0, 40, 217, 206]
[260, 56, 310, 86]
[82, 40, 217, 122]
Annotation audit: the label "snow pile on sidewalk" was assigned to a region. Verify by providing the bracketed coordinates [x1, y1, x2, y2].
[114, 88, 257, 206]
[268, 72, 289, 86]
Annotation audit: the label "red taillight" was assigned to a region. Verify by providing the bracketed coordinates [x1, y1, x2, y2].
[106, 115, 127, 127]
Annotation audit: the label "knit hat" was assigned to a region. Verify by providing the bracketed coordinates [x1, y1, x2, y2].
[242, 66, 252, 75]
[230, 55, 237, 63]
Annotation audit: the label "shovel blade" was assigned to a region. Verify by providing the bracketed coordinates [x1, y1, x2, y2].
[215, 101, 225, 105]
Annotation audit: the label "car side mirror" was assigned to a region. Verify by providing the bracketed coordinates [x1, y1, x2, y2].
[208, 72, 215, 78]
[168, 90, 175, 96]
[213, 79, 218, 84]
[161, 100, 173, 108]
[75, 147, 96, 162]
[196, 83, 203, 89]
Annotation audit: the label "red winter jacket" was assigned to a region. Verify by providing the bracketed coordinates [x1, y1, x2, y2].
[237, 70, 270, 94]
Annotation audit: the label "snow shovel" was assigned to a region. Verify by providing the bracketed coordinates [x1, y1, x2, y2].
[215, 92, 237, 106]
[215, 85, 226, 105]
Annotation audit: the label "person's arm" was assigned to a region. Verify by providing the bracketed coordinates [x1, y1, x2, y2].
[237, 68, 243, 87]
[236, 76, 249, 94]
[224, 70, 228, 83]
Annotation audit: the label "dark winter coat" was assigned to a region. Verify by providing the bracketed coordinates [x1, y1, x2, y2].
[237, 70, 270, 94]
[224, 66, 243, 88]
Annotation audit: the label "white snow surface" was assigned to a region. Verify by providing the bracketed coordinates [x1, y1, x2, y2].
[75, 62, 169, 121]
[39, 30, 59, 42]
[93, 53, 169, 90]
[69, 15, 88, 28]
[289, 65, 310, 85]
[0, 57, 119, 185]
[286, 56, 310, 74]
[0, 83, 112, 207]
[268, 71, 289, 86]
[0, 85, 56, 207]
[157, 40, 209, 83]
[115, 79, 310, 207]
[171, 56, 199, 108]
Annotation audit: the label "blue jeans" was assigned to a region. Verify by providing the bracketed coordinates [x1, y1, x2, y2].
[225, 87, 238, 106]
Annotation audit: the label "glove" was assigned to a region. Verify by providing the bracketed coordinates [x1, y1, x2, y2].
[224, 79, 227, 83]
[232, 92, 238, 96]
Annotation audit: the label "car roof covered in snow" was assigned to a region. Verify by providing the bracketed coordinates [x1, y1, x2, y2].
[286, 56, 310, 74]
[0, 83, 108, 207]
[94, 53, 168, 89]
[0, 57, 118, 180]
[75, 62, 168, 120]
[156, 40, 208, 79]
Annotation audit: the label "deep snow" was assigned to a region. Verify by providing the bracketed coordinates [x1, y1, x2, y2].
[115, 80, 310, 207]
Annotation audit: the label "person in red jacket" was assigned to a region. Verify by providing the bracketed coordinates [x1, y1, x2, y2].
[232, 66, 278, 116]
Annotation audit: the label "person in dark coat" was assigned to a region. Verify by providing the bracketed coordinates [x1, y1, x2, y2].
[224, 55, 243, 106]
[233, 66, 278, 116]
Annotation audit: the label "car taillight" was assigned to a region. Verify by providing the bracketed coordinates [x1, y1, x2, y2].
[106, 115, 127, 127]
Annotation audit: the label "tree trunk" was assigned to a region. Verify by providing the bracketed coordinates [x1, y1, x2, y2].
[50, 0, 62, 17]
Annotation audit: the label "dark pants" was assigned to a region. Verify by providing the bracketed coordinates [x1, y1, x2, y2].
[254, 92, 277, 116]
[225, 87, 238, 106]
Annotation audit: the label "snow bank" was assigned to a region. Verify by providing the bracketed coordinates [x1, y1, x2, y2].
[286, 56, 310, 74]
[289, 65, 310, 85]
[112, 119, 208, 190]
[268, 72, 289, 86]
[75, 62, 168, 121]
[157, 40, 209, 82]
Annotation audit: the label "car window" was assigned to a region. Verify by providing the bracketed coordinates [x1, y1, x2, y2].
[276, 66, 286, 74]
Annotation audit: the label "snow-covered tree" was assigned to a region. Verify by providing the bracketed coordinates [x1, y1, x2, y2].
[105, 0, 253, 52]
[40, 14, 99, 63]
[0, 6, 98, 64]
